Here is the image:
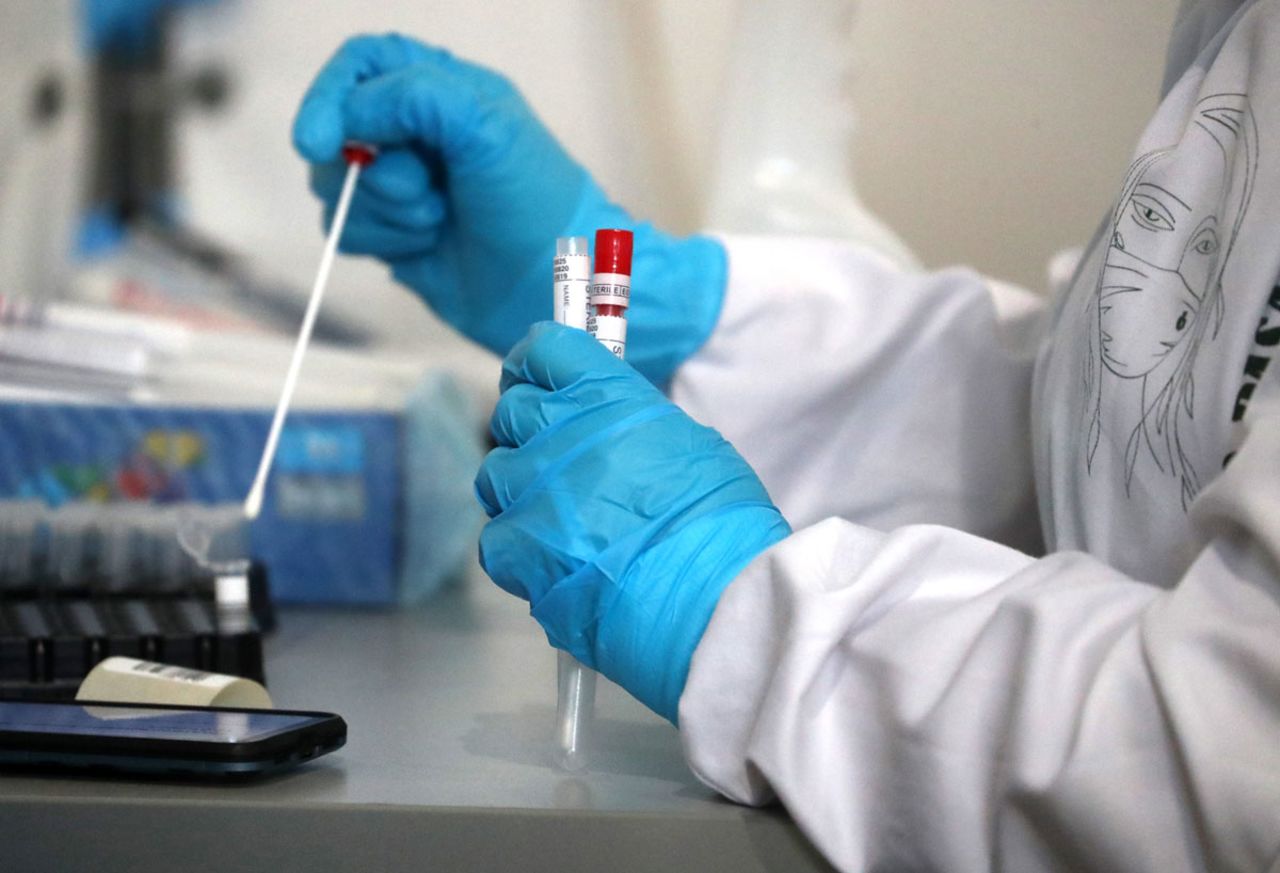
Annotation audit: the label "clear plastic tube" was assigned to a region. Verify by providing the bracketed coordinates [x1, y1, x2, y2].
[553, 236, 598, 770]
[176, 502, 250, 583]
[554, 236, 592, 331]
[101, 503, 145, 592]
[0, 500, 43, 589]
[555, 648, 597, 770]
[48, 503, 96, 591]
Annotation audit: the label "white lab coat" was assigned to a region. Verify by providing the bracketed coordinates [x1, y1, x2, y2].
[672, 1, 1280, 870]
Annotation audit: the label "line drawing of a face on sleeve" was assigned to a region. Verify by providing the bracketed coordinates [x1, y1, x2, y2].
[1084, 93, 1257, 510]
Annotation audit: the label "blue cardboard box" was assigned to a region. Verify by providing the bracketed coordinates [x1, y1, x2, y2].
[0, 402, 401, 604]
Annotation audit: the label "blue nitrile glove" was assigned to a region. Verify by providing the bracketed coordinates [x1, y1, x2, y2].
[292, 34, 726, 387]
[475, 323, 791, 722]
[83, 0, 217, 55]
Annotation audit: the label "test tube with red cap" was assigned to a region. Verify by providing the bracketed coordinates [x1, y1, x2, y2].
[587, 228, 633, 358]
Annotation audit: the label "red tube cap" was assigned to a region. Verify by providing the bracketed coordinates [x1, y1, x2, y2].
[594, 229, 633, 276]
[342, 142, 378, 166]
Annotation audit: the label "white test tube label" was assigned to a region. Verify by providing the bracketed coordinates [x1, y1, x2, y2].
[589, 273, 631, 308]
[587, 314, 627, 359]
[554, 252, 592, 330]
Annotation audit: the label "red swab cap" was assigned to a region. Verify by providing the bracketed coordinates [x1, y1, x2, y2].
[593, 229, 633, 276]
[342, 142, 378, 166]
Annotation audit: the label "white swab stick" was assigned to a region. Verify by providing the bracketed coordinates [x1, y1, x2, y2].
[244, 156, 365, 521]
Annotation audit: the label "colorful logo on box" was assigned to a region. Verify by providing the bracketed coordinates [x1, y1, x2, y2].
[17, 429, 206, 505]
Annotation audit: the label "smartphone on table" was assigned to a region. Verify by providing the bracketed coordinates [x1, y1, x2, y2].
[0, 699, 345, 779]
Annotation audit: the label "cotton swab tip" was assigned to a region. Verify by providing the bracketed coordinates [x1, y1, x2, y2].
[243, 484, 264, 522]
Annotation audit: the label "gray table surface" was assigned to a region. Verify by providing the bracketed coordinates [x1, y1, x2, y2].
[0, 571, 833, 873]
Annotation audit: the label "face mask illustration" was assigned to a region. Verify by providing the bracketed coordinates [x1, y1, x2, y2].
[1085, 93, 1257, 508]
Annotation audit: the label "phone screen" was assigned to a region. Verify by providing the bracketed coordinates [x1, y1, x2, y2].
[0, 701, 323, 744]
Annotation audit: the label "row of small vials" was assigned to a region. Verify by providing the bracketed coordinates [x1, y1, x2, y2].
[0, 500, 247, 593]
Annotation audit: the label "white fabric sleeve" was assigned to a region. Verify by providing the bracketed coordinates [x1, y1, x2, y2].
[678, 384, 1280, 872]
[669, 235, 1046, 552]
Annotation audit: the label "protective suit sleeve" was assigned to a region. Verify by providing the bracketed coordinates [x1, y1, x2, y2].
[678, 382, 1280, 872]
[668, 236, 1046, 552]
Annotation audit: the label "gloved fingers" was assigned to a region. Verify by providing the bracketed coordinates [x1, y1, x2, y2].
[475, 432, 573, 518]
[477, 518, 534, 601]
[478, 510, 597, 611]
[500, 322, 638, 393]
[359, 146, 435, 202]
[387, 249, 550, 355]
[307, 160, 347, 202]
[293, 32, 436, 161]
[490, 382, 560, 448]
[310, 160, 446, 229]
[341, 59, 525, 165]
[309, 147, 435, 204]
[326, 204, 442, 259]
[474, 446, 530, 518]
[389, 252, 461, 313]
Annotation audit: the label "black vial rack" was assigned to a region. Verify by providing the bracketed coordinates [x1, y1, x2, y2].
[0, 502, 272, 701]
[0, 562, 271, 701]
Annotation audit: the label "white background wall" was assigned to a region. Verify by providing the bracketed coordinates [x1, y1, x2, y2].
[171, 0, 1179, 358]
[848, 0, 1178, 288]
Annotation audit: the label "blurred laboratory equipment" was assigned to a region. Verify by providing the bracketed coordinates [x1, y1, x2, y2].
[0, 1, 365, 342]
[0, 322, 484, 605]
[76, 0, 371, 344]
[1, 4, 483, 612]
[0, 294, 182, 400]
[0, 2, 87, 307]
[0, 498, 268, 701]
[705, 0, 918, 269]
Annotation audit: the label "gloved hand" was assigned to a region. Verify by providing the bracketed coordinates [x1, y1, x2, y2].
[83, 0, 217, 55]
[476, 323, 791, 722]
[292, 34, 726, 387]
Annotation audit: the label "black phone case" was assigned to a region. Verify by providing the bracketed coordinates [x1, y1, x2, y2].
[0, 700, 345, 778]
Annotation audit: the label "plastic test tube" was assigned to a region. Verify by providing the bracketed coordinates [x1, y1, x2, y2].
[553, 237, 591, 330]
[552, 230, 634, 770]
[0, 501, 42, 589]
[587, 228, 633, 359]
[553, 236, 596, 769]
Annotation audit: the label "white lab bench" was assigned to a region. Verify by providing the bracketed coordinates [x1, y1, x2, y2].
[0, 569, 834, 873]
